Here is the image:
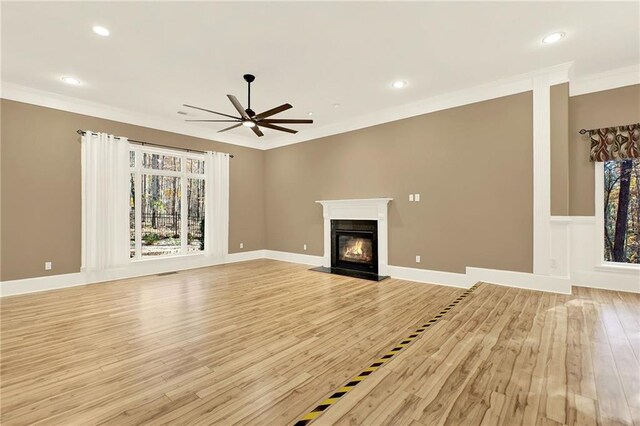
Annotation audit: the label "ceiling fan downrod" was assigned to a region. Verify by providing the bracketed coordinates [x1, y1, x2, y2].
[243, 74, 256, 117]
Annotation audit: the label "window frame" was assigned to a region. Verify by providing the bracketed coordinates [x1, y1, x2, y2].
[595, 161, 640, 271]
[129, 145, 206, 261]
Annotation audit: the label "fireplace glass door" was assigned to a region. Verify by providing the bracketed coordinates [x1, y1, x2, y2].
[338, 235, 373, 264]
[331, 219, 378, 274]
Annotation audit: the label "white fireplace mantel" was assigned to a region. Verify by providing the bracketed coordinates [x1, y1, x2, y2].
[316, 198, 393, 275]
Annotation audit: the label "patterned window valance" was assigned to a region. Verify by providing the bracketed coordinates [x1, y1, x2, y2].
[586, 123, 640, 162]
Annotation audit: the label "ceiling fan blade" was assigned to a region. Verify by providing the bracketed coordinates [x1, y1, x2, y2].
[186, 119, 240, 122]
[250, 125, 264, 137]
[227, 95, 250, 120]
[260, 118, 313, 124]
[257, 122, 298, 134]
[217, 123, 243, 133]
[253, 104, 292, 120]
[183, 104, 240, 120]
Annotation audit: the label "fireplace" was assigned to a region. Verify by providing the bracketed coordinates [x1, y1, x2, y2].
[313, 198, 392, 281]
[332, 220, 378, 274]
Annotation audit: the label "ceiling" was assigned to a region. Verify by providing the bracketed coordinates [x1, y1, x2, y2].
[2, 1, 639, 146]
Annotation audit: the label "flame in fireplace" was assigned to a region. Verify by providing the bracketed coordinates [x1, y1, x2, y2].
[343, 238, 371, 262]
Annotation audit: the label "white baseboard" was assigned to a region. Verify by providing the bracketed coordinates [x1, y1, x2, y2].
[225, 250, 266, 263]
[0, 272, 87, 297]
[0, 250, 286, 297]
[387, 265, 571, 294]
[263, 250, 324, 265]
[1, 252, 236, 297]
[260, 251, 572, 294]
[572, 269, 640, 293]
[387, 265, 471, 288]
[466, 267, 571, 294]
[0, 248, 612, 298]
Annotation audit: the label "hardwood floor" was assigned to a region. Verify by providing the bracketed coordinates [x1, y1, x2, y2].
[1, 260, 638, 425]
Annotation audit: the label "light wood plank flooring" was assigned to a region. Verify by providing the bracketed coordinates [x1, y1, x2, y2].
[1, 260, 638, 425]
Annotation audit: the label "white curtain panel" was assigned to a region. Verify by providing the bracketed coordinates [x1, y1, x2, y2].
[81, 132, 130, 271]
[204, 151, 230, 258]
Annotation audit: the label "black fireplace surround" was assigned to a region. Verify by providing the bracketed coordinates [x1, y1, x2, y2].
[331, 219, 378, 274]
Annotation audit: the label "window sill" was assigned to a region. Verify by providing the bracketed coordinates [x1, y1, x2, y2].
[594, 262, 640, 274]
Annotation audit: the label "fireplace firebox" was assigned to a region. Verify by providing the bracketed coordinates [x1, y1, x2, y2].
[331, 220, 378, 274]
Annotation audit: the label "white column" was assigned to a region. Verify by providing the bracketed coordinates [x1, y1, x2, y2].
[322, 204, 331, 267]
[377, 207, 389, 276]
[532, 75, 551, 275]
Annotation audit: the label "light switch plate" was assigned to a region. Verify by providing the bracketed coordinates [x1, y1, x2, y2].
[45, 261, 52, 270]
[414, 193, 421, 202]
[415, 255, 421, 263]
[409, 194, 414, 202]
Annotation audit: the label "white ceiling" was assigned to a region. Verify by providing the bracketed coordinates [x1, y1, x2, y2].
[2, 1, 639, 146]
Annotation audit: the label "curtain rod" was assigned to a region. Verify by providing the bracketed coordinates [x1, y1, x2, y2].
[76, 130, 234, 158]
[579, 123, 640, 135]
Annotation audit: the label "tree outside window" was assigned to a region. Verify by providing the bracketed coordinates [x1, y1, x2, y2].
[129, 149, 206, 259]
[604, 158, 640, 264]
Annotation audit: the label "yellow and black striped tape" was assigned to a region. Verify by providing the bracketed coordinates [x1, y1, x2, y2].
[293, 283, 480, 426]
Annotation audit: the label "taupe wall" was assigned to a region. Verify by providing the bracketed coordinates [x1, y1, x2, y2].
[0, 100, 266, 281]
[551, 83, 569, 216]
[568, 84, 640, 216]
[7, 83, 631, 281]
[265, 92, 534, 274]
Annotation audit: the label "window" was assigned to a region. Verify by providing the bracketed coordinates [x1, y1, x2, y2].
[603, 158, 640, 264]
[129, 147, 205, 259]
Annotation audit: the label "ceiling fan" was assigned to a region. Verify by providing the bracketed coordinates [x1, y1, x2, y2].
[183, 74, 313, 137]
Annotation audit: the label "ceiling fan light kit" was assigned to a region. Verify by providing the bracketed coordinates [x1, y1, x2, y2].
[183, 74, 313, 137]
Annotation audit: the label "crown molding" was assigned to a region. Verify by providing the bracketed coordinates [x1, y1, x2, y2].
[570, 64, 640, 96]
[262, 62, 574, 150]
[0, 82, 264, 150]
[2, 63, 575, 151]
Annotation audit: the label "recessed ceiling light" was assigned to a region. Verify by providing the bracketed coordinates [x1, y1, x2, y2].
[308, 112, 313, 116]
[92, 26, 110, 37]
[333, 103, 340, 108]
[61, 76, 81, 85]
[392, 80, 407, 89]
[242, 120, 256, 128]
[542, 32, 565, 44]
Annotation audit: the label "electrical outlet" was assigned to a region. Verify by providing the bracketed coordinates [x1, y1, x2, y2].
[239, 242, 244, 249]
[414, 193, 421, 202]
[303, 244, 307, 251]
[45, 261, 52, 270]
[409, 194, 414, 202]
[415, 255, 421, 263]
